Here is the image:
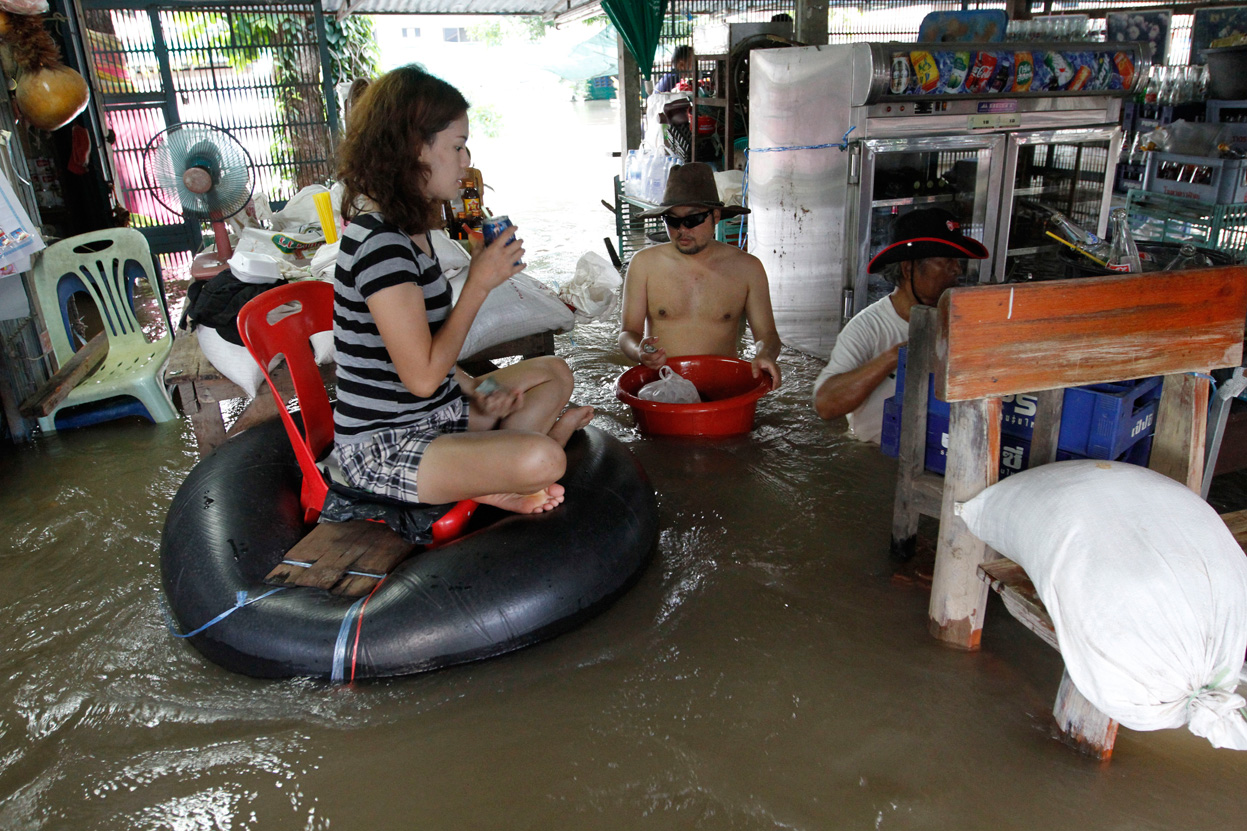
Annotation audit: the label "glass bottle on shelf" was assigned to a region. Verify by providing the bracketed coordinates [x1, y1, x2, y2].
[1106, 208, 1143, 273]
[1163, 243, 1209, 271]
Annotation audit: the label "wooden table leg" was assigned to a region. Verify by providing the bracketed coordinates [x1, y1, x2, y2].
[892, 306, 937, 560]
[928, 396, 1001, 650]
[1054, 668, 1118, 760]
[1150, 373, 1209, 493]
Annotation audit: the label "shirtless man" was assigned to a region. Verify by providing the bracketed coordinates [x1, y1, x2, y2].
[618, 163, 782, 389]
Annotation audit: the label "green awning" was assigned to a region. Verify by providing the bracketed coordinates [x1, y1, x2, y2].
[601, 0, 667, 80]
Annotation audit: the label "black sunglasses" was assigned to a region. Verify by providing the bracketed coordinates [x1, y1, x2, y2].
[663, 209, 714, 229]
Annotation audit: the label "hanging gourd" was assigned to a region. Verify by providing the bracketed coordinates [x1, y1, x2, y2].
[0, 10, 89, 130]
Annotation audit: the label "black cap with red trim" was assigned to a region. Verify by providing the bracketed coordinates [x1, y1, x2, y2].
[867, 208, 989, 274]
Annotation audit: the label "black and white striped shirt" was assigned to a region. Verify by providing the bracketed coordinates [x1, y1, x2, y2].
[333, 212, 462, 441]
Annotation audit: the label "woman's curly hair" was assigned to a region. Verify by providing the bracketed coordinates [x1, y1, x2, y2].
[337, 65, 469, 235]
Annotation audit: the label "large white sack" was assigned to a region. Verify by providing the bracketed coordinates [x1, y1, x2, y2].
[448, 270, 574, 359]
[958, 460, 1247, 750]
[196, 315, 334, 399]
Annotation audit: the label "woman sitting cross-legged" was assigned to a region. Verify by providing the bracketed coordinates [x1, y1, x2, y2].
[333, 65, 593, 514]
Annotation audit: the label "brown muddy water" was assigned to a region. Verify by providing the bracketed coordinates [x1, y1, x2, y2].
[3, 100, 1247, 829]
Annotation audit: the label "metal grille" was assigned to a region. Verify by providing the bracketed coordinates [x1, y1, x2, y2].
[81, 3, 334, 258]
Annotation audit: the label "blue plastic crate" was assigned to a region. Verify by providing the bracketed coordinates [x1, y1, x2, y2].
[892, 347, 1161, 459]
[881, 400, 1153, 478]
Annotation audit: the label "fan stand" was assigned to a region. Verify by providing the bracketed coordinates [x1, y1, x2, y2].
[184, 165, 234, 281]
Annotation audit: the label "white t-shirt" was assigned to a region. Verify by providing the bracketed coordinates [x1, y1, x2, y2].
[813, 295, 909, 443]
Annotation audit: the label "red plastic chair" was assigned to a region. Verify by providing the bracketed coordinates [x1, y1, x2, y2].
[236, 280, 475, 539]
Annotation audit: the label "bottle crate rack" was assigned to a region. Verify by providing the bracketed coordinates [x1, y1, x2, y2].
[1125, 189, 1247, 257]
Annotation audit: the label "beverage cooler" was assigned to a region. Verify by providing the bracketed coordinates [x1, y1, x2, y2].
[747, 41, 1147, 357]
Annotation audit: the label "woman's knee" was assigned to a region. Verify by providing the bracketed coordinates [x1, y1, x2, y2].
[514, 434, 566, 486]
[531, 355, 573, 395]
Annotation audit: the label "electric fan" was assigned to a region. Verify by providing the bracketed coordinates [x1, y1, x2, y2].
[142, 122, 255, 279]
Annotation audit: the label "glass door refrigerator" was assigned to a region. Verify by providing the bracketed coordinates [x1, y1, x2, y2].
[748, 40, 1146, 358]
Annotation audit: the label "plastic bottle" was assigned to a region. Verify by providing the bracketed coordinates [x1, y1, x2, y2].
[625, 150, 642, 197]
[1163, 243, 1209, 271]
[1105, 207, 1143, 273]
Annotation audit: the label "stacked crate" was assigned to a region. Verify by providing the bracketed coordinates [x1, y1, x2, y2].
[880, 347, 1160, 478]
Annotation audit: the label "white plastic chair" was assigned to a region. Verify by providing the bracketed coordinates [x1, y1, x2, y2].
[31, 228, 178, 432]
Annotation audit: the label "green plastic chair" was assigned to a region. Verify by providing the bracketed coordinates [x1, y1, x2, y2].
[31, 228, 178, 432]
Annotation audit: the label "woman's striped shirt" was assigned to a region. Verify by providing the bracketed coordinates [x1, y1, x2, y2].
[333, 213, 461, 442]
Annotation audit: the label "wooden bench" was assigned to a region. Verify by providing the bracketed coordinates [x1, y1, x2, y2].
[893, 267, 1247, 759]
[165, 328, 557, 456]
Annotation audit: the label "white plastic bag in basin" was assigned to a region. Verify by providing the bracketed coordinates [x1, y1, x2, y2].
[957, 460, 1247, 749]
[637, 366, 701, 404]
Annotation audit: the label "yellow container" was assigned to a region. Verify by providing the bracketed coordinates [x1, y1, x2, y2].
[313, 191, 338, 245]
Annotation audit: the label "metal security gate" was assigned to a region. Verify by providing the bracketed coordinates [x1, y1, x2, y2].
[78, 0, 338, 258]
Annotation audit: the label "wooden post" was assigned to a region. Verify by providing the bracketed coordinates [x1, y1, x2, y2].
[1029, 387, 1064, 466]
[796, 0, 829, 45]
[928, 396, 1001, 650]
[891, 305, 938, 560]
[1149, 373, 1209, 493]
[617, 33, 643, 165]
[1054, 668, 1118, 760]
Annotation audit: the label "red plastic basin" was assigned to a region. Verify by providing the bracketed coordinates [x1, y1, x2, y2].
[615, 355, 772, 437]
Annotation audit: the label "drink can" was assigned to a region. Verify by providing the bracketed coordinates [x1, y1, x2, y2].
[1069, 64, 1093, 91]
[482, 214, 513, 245]
[1013, 51, 1034, 92]
[910, 50, 940, 93]
[1113, 51, 1136, 90]
[966, 51, 998, 94]
[891, 52, 912, 95]
[989, 53, 1013, 93]
[482, 214, 523, 266]
[944, 51, 970, 93]
[1043, 51, 1074, 88]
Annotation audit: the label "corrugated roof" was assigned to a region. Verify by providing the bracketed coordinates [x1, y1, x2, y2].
[322, 0, 602, 19]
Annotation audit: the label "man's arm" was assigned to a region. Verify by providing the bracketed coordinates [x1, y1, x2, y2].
[743, 257, 783, 388]
[618, 251, 665, 369]
[813, 342, 903, 420]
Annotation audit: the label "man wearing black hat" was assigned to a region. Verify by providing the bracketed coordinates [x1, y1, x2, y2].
[619, 163, 783, 389]
[813, 208, 988, 442]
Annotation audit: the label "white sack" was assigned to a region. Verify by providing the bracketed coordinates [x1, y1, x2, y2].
[196, 315, 334, 399]
[449, 270, 574, 360]
[958, 460, 1247, 749]
[271, 185, 331, 234]
[558, 251, 622, 323]
[310, 239, 339, 282]
[299, 230, 570, 367]
[235, 227, 323, 268]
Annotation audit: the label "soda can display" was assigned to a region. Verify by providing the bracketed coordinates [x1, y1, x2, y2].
[890, 52, 912, 95]
[482, 214, 523, 266]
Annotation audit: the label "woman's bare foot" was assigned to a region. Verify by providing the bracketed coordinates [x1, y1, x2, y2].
[548, 405, 595, 447]
[475, 483, 566, 514]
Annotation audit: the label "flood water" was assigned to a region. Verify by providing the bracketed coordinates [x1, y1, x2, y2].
[4, 99, 1247, 829]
